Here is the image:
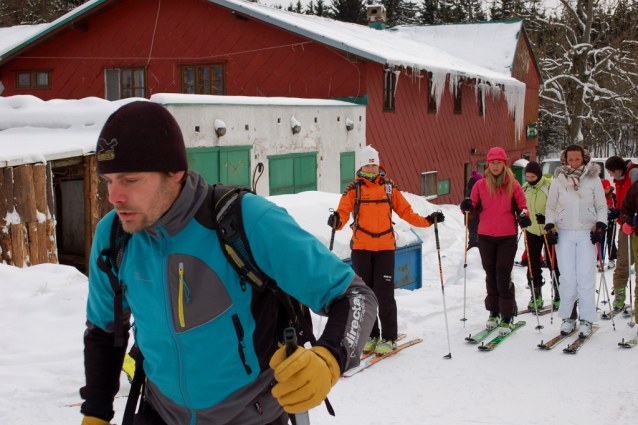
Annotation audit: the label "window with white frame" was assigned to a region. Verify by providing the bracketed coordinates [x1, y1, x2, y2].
[105, 67, 146, 101]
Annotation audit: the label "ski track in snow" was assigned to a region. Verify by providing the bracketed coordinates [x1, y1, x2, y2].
[1, 196, 636, 424]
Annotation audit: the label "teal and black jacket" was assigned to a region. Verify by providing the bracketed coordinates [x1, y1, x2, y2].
[80, 172, 377, 425]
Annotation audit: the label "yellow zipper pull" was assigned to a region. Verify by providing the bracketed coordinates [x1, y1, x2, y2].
[178, 262, 186, 328]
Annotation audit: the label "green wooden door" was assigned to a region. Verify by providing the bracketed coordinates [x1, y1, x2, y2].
[186, 147, 220, 185]
[268, 152, 318, 195]
[294, 155, 317, 193]
[220, 148, 251, 187]
[340, 152, 355, 193]
[269, 157, 295, 195]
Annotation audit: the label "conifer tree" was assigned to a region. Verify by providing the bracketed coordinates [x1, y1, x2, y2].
[330, 0, 366, 23]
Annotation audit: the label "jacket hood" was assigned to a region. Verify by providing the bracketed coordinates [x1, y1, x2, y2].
[144, 171, 209, 238]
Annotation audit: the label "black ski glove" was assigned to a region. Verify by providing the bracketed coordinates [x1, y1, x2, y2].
[535, 213, 546, 225]
[518, 211, 532, 229]
[590, 221, 607, 244]
[460, 198, 473, 213]
[545, 224, 558, 245]
[608, 208, 619, 221]
[327, 212, 341, 229]
[426, 211, 445, 225]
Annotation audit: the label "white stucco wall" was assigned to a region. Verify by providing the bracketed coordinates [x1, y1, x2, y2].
[158, 97, 366, 196]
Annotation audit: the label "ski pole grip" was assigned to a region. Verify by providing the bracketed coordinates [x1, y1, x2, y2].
[282, 327, 311, 425]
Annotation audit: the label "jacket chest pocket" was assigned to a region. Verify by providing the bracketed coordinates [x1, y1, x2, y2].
[168, 254, 233, 333]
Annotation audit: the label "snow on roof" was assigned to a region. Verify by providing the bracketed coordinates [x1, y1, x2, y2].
[151, 93, 360, 107]
[389, 21, 523, 78]
[0, 24, 50, 58]
[0, 95, 144, 168]
[0, 93, 365, 168]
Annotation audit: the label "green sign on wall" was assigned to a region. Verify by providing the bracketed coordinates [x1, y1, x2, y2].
[186, 146, 252, 187]
[268, 152, 318, 196]
[527, 123, 538, 139]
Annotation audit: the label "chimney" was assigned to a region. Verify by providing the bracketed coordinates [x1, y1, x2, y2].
[366, 3, 386, 30]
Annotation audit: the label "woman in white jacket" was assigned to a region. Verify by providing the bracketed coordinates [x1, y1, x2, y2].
[545, 145, 607, 337]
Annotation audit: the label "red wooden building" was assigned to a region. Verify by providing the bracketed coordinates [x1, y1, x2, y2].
[0, 0, 541, 203]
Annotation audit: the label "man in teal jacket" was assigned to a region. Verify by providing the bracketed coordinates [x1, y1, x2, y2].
[80, 101, 378, 425]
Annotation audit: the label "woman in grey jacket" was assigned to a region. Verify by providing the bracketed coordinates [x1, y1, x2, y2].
[545, 145, 607, 337]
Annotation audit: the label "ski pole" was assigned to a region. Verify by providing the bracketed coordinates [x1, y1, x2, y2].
[628, 233, 635, 328]
[283, 328, 311, 425]
[610, 220, 617, 264]
[596, 243, 616, 331]
[461, 210, 469, 326]
[328, 208, 337, 251]
[542, 230, 558, 325]
[523, 229, 543, 331]
[434, 213, 452, 359]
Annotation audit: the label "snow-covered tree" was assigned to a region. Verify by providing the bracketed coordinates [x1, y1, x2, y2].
[0, 0, 89, 27]
[419, 0, 442, 23]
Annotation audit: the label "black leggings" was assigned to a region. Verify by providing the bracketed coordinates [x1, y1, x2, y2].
[478, 234, 518, 317]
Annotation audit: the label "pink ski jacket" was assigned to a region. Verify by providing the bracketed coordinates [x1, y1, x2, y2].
[470, 176, 527, 237]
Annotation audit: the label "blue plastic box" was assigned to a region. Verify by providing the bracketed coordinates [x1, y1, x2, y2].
[343, 232, 423, 291]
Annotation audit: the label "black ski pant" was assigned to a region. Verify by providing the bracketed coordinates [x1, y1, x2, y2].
[478, 234, 518, 317]
[605, 220, 617, 261]
[351, 249, 397, 341]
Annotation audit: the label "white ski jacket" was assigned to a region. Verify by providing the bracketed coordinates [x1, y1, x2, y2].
[546, 163, 607, 231]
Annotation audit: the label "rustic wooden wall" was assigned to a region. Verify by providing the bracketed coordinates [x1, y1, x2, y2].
[0, 163, 58, 267]
[84, 155, 112, 275]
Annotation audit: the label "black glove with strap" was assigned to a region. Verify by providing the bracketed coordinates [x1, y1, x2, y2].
[518, 211, 532, 229]
[544, 223, 558, 245]
[608, 208, 619, 221]
[426, 211, 445, 225]
[535, 213, 546, 225]
[460, 198, 473, 213]
[590, 222, 607, 244]
[327, 212, 341, 229]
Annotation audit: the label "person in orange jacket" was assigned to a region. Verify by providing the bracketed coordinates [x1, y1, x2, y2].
[328, 145, 444, 356]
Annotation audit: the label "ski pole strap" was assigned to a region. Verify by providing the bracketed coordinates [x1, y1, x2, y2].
[122, 350, 146, 425]
[97, 249, 125, 347]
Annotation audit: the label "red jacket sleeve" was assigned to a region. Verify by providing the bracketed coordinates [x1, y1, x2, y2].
[513, 180, 528, 211]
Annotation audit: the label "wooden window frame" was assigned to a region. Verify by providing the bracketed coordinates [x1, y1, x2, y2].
[421, 171, 437, 200]
[383, 69, 396, 112]
[104, 67, 147, 100]
[453, 80, 462, 115]
[15, 70, 51, 90]
[180, 63, 226, 95]
[427, 72, 437, 114]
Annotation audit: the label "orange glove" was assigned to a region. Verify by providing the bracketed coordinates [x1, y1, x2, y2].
[81, 416, 111, 425]
[269, 345, 340, 414]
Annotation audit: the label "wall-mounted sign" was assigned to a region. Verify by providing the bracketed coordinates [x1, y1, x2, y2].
[527, 123, 538, 139]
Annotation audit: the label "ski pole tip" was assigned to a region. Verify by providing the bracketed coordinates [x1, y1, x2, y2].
[443, 353, 452, 359]
[535, 325, 544, 331]
[460, 318, 467, 322]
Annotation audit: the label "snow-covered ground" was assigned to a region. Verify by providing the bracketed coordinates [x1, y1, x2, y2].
[1, 191, 636, 424]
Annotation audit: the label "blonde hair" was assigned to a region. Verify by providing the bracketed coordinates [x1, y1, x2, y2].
[485, 166, 516, 197]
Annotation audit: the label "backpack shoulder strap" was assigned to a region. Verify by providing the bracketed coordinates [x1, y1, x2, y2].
[96, 214, 131, 347]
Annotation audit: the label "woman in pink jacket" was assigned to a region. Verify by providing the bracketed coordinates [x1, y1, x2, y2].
[461, 147, 531, 335]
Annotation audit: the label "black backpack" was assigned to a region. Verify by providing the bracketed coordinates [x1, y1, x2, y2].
[96, 184, 319, 424]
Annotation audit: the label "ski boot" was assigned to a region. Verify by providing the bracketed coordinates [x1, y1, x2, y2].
[579, 320, 593, 338]
[363, 336, 378, 354]
[553, 297, 560, 311]
[560, 318, 577, 335]
[498, 316, 514, 336]
[613, 287, 626, 310]
[375, 339, 397, 356]
[486, 311, 500, 330]
[528, 287, 543, 311]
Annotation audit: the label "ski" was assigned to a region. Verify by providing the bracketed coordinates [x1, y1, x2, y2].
[477, 321, 526, 351]
[360, 333, 406, 361]
[342, 339, 423, 378]
[618, 338, 638, 348]
[519, 305, 553, 316]
[563, 325, 600, 354]
[537, 328, 578, 350]
[464, 326, 500, 343]
[601, 306, 626, 320]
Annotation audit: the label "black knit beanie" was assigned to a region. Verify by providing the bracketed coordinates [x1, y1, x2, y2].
[525, 161, 543, 182]
[96, 101, 188, 174]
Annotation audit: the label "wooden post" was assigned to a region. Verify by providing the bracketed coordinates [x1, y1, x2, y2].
[0, 168, 14, 265]
[27, 222, 40, 265]
[84, 157, 92, 275]
[46, 219, 58, 264]
[10, 223, 28, 268]
[45, 163, 58, 264]
[14, 165, 37, 223]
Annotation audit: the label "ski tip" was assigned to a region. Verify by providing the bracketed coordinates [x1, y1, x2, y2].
[443, 353, 452, 359]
